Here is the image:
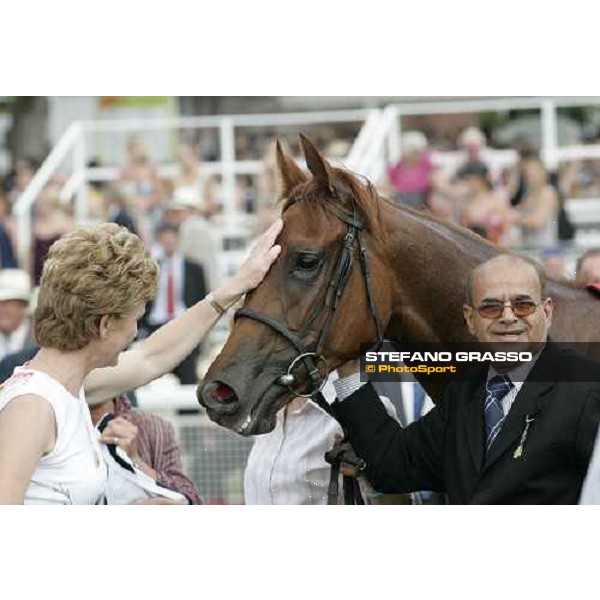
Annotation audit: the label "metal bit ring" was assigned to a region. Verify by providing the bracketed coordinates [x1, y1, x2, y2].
[280, 352, 328, 398]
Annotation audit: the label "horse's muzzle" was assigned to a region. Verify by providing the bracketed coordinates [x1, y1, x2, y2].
[198, 380, 241, 416]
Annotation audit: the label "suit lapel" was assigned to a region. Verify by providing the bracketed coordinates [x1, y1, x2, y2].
[483, 341, 560, 472]
[460, 365, 489, 473]
[483, 379, 552, 471]
[462, 379, 486, 472]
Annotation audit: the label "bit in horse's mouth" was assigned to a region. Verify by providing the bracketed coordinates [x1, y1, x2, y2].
[236, 413, 253, 435]
[234, 375, 294, 435]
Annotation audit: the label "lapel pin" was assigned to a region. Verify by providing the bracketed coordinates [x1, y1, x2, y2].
[513, 414, 536, 460]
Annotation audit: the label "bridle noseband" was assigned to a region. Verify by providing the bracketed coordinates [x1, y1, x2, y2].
[234, 203, 384, 403]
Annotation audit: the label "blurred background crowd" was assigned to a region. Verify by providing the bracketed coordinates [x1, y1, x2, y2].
[2, 95, 600, 503]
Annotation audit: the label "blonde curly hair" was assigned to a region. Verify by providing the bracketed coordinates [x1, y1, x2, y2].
[35, 223, 159, 351]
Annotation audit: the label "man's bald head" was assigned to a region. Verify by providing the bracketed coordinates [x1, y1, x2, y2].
[465, 255, 547, 307]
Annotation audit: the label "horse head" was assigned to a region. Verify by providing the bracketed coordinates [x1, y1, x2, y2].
[199, 135, 394, 435]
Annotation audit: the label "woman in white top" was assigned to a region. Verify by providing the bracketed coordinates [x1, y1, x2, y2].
[0, 219, 282, 504]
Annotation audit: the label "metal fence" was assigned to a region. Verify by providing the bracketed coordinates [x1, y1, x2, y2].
[173, 413, 253, 505]
[136, 383, 254, 504]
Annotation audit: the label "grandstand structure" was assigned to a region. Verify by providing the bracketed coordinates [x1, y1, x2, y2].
[12, 95, 600, 503]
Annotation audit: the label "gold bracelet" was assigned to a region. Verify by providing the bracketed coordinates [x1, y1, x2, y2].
[205, 292, 227, 316]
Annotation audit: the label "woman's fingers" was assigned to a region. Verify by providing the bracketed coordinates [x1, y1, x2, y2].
[258, 218, 283, 249]
[267, 244, 282, 262]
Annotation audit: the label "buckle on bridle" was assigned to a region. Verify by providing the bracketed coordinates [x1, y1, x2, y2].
[277, 352, 328, 398]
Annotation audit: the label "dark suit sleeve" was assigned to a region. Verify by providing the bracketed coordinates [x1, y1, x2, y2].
[332, 382, 450, 493]
[575, 388, 600, 466]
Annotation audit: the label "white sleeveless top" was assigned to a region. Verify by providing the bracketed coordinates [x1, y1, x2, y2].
[0, 367, 107, 505]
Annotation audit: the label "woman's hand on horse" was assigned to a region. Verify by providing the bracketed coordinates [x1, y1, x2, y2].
[221, 218, 283, 297]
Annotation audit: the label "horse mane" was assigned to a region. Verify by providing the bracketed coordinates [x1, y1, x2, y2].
[278, 165, 385, 235]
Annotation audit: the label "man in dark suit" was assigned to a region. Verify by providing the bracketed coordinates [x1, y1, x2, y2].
[142, 222, 207, 384]
[332, 254, 600, 504]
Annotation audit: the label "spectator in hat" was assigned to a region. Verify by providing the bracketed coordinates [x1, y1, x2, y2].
[0, 269, 35, 361]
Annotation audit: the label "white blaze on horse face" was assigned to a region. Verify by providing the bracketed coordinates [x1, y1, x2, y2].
[465, 258, 553, 348]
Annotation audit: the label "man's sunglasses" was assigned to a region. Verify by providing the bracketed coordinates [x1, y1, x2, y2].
[475, 299, 540, 319]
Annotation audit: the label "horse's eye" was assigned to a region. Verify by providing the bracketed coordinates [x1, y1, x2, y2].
[295, 254, 321, 271]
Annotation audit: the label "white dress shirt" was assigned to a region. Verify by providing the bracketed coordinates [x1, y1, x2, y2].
[486, 351, 541, 416]
[399, 381, 435, 424]
[244, 375, 397, 505]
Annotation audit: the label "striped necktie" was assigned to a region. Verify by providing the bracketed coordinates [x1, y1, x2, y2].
[484, 374, 513, 450]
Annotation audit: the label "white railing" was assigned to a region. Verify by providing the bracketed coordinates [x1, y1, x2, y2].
[13, 97, 600, 268]
[12, 122, 82, 268]
[133, 382, 253, 504]
[355, 97, 600, 183]
[12, 107, 372, 267]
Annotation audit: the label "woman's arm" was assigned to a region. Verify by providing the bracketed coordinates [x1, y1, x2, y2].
[0, 395, 56, 504]
[84, 219, 283, 404]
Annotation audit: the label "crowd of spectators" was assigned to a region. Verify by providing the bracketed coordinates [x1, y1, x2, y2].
[2, 123, 600, 504]
[381, 126, 578, 254]
[0, 127, 599, 378]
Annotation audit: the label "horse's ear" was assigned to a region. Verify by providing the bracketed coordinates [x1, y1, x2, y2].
[300, 133, 335, 194]
[275, 139, 307, 197]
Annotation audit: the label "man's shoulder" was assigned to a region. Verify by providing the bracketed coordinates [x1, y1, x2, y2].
[551, 342, 600, 380]
[184, 258, 205, 273]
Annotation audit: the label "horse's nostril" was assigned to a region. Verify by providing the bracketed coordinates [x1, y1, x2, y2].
[212, 382, 238, 404]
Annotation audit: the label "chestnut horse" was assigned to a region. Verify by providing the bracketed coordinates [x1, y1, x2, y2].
[199, 135, 600, 436]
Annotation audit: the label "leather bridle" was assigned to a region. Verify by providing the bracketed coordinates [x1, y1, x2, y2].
[234, 202, 384, 403]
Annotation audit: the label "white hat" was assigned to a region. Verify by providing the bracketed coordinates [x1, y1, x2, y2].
[166, 187, 200, 211]
[0, 269, 32, 303]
